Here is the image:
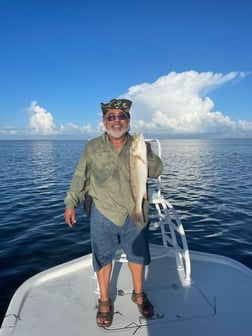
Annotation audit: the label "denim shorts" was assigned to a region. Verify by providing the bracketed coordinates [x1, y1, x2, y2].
[90, 204, 150, 272]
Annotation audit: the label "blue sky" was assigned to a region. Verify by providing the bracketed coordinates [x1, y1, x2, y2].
[0, 0, 252, 139]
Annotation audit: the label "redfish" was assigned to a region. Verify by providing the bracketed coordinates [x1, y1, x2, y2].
[129, 133, 148, 227]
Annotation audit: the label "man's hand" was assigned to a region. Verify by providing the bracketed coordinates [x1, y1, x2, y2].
[64, 208, 77, 228]
[145, 141, 151, 153]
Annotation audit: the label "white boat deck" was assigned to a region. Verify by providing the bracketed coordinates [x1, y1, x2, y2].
[1, 246, 252, 336]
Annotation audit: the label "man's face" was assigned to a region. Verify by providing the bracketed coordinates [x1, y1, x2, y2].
[103, 109, 130, 139]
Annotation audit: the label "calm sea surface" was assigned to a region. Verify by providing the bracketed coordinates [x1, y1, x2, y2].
[1, 139, 252, 324]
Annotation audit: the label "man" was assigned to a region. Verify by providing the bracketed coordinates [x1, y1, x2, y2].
[64, 98, 163, 327]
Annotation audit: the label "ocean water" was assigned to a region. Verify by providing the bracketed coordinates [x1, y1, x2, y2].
[1, 138, 252, 324]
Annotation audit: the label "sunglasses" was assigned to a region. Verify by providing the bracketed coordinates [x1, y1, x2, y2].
[104, 113, 128, 122]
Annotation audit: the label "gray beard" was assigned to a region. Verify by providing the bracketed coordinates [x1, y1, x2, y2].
[105, 126, 129, 138]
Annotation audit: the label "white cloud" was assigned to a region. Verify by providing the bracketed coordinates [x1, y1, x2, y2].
[1, 70, 251, 139]
[120, 70, 251, 137]
[26, 102, 97, 137]
[59, 123, 95, 134]
[29, 101, 56, 134]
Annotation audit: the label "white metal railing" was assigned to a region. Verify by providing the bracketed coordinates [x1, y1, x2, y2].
[147, 139, 191, 285]
[149, 193, 191, 285]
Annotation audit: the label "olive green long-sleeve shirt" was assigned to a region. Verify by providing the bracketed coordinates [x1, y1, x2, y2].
[64, 133, 163, 226]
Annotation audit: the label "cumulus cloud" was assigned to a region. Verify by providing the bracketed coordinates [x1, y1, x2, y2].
[1, 70, 251, 139]
[26, 101, 96, 137]
[120, 70, 251, 137]
[29, 101, 56, 134]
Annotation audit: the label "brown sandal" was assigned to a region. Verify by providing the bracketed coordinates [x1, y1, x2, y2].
[96, 298, 113, 327]
[131, 290, 154, 318]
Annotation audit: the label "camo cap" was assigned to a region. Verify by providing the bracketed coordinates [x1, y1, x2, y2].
[101, 98, 132, 117]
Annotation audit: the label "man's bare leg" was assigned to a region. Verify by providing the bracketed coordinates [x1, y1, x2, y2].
[128, 261, 144, 303]
[128, 261, 154, 317]
[97, 262, 112, 301]
[96, 262, 112, 325]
